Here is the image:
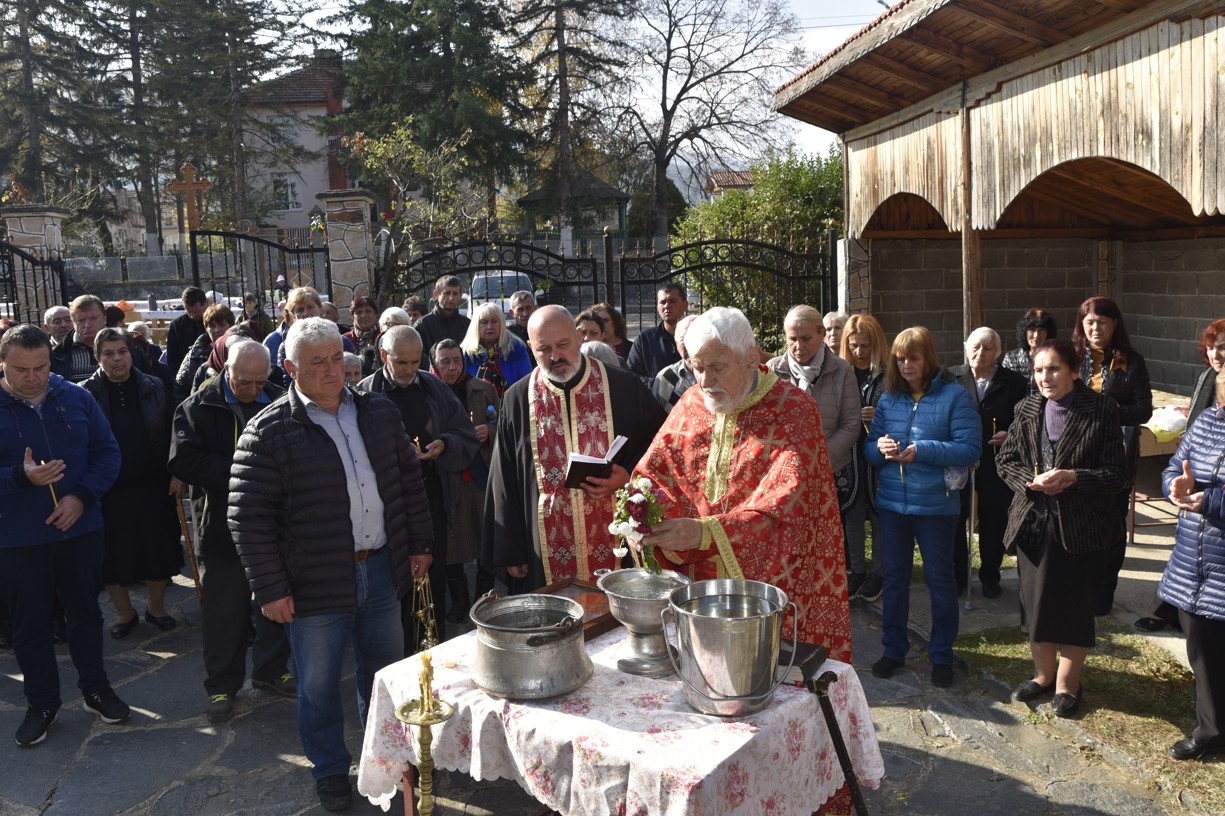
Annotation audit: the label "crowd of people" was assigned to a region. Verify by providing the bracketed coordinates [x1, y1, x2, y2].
[2, 275, 1223, 814]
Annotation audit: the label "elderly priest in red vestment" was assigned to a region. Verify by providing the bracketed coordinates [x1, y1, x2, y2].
[637, 307, 852, 663]
[483, 305, 666, 592]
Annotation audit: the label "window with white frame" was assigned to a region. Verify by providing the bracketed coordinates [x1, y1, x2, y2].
[271, 173, 302, 211]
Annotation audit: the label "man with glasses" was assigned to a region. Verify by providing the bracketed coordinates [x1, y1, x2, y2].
[169, 340, 293, 723]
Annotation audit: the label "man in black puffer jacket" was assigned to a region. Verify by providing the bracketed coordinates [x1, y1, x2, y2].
[229, 318, 433, 813]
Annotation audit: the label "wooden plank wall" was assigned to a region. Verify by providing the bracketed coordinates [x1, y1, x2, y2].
[846, 110, 963, 238]
[971, 15, 1223, 229]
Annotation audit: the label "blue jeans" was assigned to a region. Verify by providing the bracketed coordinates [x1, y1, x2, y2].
[878, 509, 960, 666]
[0, 530, 110, 710]
[284, 548, 404, 780]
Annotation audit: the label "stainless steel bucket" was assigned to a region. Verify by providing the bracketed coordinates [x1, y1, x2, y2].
[469, 592, 593, 700]
[662, 579, 798, 716]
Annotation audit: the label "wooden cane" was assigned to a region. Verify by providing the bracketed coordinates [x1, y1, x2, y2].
[176, 499, 202, 600]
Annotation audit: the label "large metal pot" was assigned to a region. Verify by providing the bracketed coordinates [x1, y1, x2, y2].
[468, 591, 593, 699]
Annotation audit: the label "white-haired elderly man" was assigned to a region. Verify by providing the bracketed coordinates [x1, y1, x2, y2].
[483, 305, 666, 591]
[636, 307, 852, 664]
[42, 306, 72, 347]
[229, 318, 434, 812]
[949, 326, 1029, 599]
[169, 340, 292, 725]
[357, 324, 479, 652]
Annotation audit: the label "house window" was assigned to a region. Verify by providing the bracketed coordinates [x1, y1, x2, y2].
[272, 174, 301, 211]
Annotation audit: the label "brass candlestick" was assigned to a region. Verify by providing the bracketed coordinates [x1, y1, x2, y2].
[395, 654, 454, 816]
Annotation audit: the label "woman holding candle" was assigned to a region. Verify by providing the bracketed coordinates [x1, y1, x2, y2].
[996, 339, 1127, 717]
[865, 326, 980, 688]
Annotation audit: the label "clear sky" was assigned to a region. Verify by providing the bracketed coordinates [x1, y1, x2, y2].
[784, 0, 895, 155]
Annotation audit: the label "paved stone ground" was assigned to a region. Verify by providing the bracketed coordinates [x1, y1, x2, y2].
[0, 467, 1198, 815]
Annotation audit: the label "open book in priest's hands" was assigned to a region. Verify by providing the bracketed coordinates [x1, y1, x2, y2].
[563, 435, 627, 489]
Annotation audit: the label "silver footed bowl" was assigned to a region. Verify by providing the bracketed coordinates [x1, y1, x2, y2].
[597, 568, 690, 634]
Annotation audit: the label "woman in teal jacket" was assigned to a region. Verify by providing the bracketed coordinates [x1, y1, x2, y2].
[865, 326, 981, 688]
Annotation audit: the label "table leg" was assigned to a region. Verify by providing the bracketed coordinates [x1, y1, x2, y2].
[403, 768, 417, 816]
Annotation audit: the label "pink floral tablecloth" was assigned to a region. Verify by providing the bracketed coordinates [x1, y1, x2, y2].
[357, 628, 883, 815]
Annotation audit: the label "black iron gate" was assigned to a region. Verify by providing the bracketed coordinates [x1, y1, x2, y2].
[189, 230, 330, 304]
[616, 236, 836, 354]
[0, 241, 68, 325]
[396, 240, 600, 315]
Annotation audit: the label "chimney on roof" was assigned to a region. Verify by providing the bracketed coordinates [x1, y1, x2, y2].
[313, 49, 341, 70]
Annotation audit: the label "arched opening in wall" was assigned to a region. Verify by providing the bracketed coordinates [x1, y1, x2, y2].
[861, 193, 962, 360]
[997, 157, 1225, 394]
[996, 157, 1225, 236]
[861, 192, 954, 238]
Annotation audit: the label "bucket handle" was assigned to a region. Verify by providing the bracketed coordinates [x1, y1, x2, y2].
[661, 601, 800, 706]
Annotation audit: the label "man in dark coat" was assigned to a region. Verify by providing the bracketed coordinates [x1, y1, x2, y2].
[415, 274, 470, 352]
[169, 340, 291, 724]
[229, 317, 434, 812]
[357, 325, 479, 650]
[166, 286, 208, 374]
[627, 283, 687, 380]
[483, 306, 666, 591]
[950, 327, 1030, 598]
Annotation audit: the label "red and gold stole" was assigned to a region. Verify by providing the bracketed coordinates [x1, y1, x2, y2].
[528, 358, 619, 583]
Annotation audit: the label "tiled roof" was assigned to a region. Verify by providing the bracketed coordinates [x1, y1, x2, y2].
[773, 0, 916, 94]
[250, 64, 340, 105]
[705, 170, 754, 190]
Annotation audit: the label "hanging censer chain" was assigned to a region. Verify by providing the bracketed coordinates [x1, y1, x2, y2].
[412, 574, 439, 653]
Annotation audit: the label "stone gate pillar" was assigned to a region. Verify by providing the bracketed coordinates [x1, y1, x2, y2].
[316, 189, 376, 316]
[1, 205, 70, 321]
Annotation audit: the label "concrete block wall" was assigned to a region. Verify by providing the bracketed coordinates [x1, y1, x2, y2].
[1121, 237, 1225, 394]
[869, 239, 1096, 365]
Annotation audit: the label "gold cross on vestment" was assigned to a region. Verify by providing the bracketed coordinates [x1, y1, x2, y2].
[167, 163, 212, 231]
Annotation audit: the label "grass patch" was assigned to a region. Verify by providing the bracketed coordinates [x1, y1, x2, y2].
[955, 616, 1225, 813]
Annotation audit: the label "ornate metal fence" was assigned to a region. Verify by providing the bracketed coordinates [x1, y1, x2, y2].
[0, 241, 67, 324]
[394, 240, 600, 314]
[615, 238, 835, 354]
[189, 230, 330, 304]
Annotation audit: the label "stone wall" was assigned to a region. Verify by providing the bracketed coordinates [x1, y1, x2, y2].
[1121, 237, 1225, 394]
[868, 238, 1097, 364]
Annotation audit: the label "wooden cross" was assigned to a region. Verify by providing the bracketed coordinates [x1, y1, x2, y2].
[167, 163, 212, 231]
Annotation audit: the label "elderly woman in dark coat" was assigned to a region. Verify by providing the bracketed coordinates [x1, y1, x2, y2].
[1157, 368, 1225, 760]
[83, 328, 183, 638]
[996, 339, 1128, 717]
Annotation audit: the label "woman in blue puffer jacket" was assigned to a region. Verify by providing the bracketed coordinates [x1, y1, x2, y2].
[865, 326, 981, 688]
[1158, 367, 1225, 761]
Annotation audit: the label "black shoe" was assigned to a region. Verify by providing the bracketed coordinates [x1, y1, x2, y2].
[50, 617, 68, 645]
[1012, 679, 1055, 702]
[1134, 616, 1170, 632]
[1051, 686, 1082, 718]
[931, 664, 954, 688]
[316, 774, 353, 812]
[144, 610, 177, 631]
[83, 688, 131, 723]
[15, 707, 56, 747]
[857, 574, 883, 602]
[253, 673, 296, 698]
[872, 656, 905, 679]
[846, 572, 866, 598]
[981, 582, 1002, 599]
[207, 693, 235, 723]
[110, 615, 139, 639]
[1169, 736, 1225, 761]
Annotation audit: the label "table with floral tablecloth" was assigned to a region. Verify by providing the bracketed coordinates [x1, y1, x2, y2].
[358, 627, 884, 815]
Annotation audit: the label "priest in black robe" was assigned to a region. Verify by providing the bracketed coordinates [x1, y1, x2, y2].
[483, 306, 666, 592]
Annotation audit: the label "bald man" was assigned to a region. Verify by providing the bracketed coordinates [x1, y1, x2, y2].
[482, 306, 666, 591]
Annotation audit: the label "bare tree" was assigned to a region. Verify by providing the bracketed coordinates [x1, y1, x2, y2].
[618, 0, 805, 242]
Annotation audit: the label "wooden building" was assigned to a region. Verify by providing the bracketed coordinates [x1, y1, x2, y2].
[773, 0, 1225, 392]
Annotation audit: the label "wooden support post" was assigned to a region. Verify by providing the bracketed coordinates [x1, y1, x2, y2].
[960, 91, 982, 337]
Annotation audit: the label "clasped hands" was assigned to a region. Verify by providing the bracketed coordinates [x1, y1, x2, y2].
[23, 448, 82, 531]
[877, 434, 916, 463]
[1027, 468, 1077, 495]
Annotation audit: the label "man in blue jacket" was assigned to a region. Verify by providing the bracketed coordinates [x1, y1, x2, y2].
[0, 324, 129, 747]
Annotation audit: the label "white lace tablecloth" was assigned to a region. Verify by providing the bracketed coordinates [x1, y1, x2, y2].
[358, 628, 883, 815]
